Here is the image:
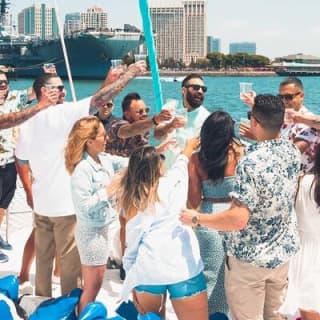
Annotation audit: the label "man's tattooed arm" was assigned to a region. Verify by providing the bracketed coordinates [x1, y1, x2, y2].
[0, 102, 49, 129]
[89, 61, 147, 114]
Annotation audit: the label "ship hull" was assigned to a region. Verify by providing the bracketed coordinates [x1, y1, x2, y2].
[4, 32, 143, 79]
[275, 70, 320, 77]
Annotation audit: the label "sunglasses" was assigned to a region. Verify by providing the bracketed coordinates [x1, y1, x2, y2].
[278, 92, 301, 101]
[137, 107, 150, 115]
[185, 84, 207, 93]
[45, 84, 65, 91]
[0, 80, 8, 85]
[160, 153, 166, 160]
[106, 103, 114, 108]
[247, 110, 260, 123]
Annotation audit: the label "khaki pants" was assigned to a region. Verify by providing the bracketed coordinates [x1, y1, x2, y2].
[225, 256, 288, 320]
[34, 213, 82, 297]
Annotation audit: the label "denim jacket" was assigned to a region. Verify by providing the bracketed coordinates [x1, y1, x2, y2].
[71, 152, 128, 227]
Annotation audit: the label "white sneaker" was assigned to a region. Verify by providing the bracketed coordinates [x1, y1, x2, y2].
[19, 281, 33, 295]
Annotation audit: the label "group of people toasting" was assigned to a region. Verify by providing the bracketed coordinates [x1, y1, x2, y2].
[0, 58, 319, 319]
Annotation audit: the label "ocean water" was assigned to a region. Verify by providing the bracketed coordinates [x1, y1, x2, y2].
[9, 76, 320, 121]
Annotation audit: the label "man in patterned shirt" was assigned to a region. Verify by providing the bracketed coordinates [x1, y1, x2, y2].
[106, 92, 171, 157]
[0, 71, 35, 263]
[181, 95, 301, 320]
[240, 77, 319, 173]
[278, 77, 319, 173]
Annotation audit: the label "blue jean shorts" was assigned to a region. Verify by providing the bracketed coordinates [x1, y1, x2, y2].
[135, 272, 206, 300]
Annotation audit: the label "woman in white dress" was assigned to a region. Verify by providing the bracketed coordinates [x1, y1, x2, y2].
[280, 144, 320, 320]
[111, 138, 208, 320]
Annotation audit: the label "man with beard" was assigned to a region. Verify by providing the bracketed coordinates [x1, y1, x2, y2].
[155, 74, 209, 141]
[154, 74, 210, 168]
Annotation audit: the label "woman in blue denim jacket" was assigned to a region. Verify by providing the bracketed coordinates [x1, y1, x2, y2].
[65, 115, 127, 314]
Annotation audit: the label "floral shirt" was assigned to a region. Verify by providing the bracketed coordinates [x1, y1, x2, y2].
[281, 106, 320, 173]
[0, 90, 29, 165]
[106, 119, 149, 157]
[227, 139, 301, 269]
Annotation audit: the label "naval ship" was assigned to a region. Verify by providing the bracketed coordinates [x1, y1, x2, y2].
[0, 1, 144, 79]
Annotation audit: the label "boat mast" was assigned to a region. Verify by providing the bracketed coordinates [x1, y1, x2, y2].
[0, 0, 10, 25]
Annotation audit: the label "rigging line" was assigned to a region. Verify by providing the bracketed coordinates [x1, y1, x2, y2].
[53, 0, 77, 103]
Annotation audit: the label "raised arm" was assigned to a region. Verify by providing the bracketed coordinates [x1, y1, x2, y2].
[117, 109, 172, 139]
[89, 61, 147, 114]
[0, 100, 51, 129]
[154, 116, 185, 140]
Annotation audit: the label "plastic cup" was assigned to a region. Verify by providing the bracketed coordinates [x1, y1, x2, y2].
[239, 82, 253, 100]
[284, 110, 294, 124]
[175, 108, 188, 125]
[162, 99, 178, 115]
[111, 59, 123, 68]
[134, 54, 147, 62]
[240, 117, 250, 127]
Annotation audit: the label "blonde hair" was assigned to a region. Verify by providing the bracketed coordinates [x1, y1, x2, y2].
[65, 116, 101, 174]
[110, 146, 162, 215]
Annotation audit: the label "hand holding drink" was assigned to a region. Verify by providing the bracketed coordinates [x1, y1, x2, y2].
[175, 108, 188, 126]
[239, 82, 255, 105]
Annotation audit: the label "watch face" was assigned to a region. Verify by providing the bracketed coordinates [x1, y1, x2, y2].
[192, 215, 198, 225]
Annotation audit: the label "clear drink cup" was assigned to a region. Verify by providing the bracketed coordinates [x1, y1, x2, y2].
[239, 82, 253, 100]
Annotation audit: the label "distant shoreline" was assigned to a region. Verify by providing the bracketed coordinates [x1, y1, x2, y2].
[154, 70, 277, 77]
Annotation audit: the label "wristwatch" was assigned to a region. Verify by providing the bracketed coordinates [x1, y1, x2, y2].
[191, 214, 200, 227]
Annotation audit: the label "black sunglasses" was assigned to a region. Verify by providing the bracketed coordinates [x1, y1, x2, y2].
[278, 92, 301, 101]
[0, 80, 8, 85]
[185, 84, 207, 93]
[247, 110, 260, 123]
[106, 103, 114, 108]
[45, 84, 65, 91]
[137, 107, 150, 115]
[160, 153, 166, 160]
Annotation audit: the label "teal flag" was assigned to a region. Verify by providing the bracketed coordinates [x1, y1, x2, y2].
[139, 0, 163, 112]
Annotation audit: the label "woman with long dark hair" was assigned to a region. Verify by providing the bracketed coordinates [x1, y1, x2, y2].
[280, 144, 320, 320]
[188, 111, 244, 315]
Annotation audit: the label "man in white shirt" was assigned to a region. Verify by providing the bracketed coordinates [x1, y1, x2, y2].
[15, 62, 146, 297]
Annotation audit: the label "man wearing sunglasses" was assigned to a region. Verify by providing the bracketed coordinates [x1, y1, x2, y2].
[154, 74, 210, 168]
[106, 92, 171, 157]
[241, 77, 319, 173]
[14, 61, 147, 297]
[155, 73, 209, 140]
[0, 70, 41, 263]
[94, 99, 119, 132]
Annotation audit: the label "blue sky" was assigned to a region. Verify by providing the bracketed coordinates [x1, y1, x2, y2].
[11, 0, 320, 59]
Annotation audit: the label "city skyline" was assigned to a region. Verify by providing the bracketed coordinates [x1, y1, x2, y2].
[10, 0, 320, 59]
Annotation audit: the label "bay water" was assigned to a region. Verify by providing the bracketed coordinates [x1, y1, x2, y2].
[10, 76, 320, 122]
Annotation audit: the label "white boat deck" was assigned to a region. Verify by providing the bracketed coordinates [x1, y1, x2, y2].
[0, 182, 177, 319]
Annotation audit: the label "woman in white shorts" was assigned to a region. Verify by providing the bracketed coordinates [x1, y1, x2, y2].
[65, 116, 127, 314]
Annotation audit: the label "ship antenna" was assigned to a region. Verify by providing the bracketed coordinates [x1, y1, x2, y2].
[53, 0, 77, 102]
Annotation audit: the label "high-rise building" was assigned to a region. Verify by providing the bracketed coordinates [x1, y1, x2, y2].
[18, 3, 58, 40]
[150, 1, 184, 64]
[64, 7, 108, 34]
[150, 0, 206, 65]
[80, 6, 108, 31]
[183, 0, 207, 64]
[207, 36, 221, 53]
[64, 13, 80, 35]
[229, 42, 256, 54]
